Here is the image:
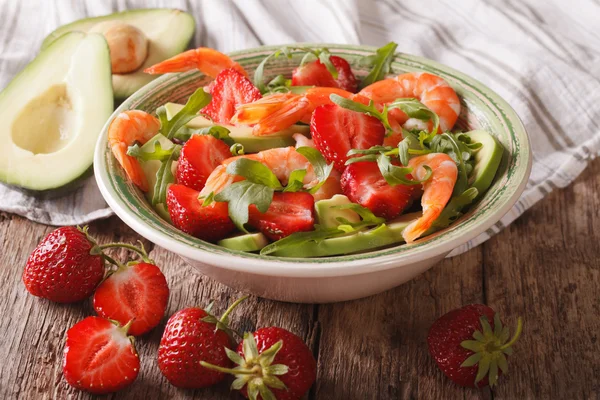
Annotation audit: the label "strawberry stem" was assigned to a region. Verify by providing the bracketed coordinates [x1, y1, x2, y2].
[199, 361, 256, 375]
[498, 317, 523, 350]
[99, 242, 152, 262]
[220, 295, 249, 324]
[101, 253, 125, 269]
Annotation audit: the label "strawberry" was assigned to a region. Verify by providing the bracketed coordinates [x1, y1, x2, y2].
[158, 297, 248, 389]
[311, 104, 385, 171]
[292, 55, 357, 92]
[201, 327, 317, 400]
[428, 304, 523, 388]
[248, 191, 315, 241]
[93, 261, 169, 336]
[340, 161, 415, 219]
[166, 184, 235, 242]
[63, 317, 139, 394]
[22, 226, 104, 303]
[176, 135, 231, 191]
[202, 68, 262, 124]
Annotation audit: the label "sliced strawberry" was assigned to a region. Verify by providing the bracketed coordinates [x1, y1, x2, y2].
[63, 317, 139, 394]
[248, 192, 315, 241]
[340, 161, 415, 220]
[176, 135, 231, 191]
[202, 68, 261, 124]
[292, 55, 357, 92]
[93, 262, 169, 336]
[311, 104, 385, 171]
[166, 184, 235, 242]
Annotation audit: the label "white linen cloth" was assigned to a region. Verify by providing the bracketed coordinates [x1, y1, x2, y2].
[1, 0, 598, 255]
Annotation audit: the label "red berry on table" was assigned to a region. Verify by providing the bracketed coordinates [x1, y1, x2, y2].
[202, 67, 262, 124]
[340, 161, 416, 219]
[63, 317, 140, 394]
[292, 55, 358, 93]
[202, 327, 316, 400]
[166, 184, 235, 242]
[93, 261, 169, 336]
[427, 304, 523, 388]
[158, 296, 248, 389]
[22, 226, 104, 303]
[248, 191, 315, 241]
[176, 135, 231, 191]
[311, 104, 385, 171]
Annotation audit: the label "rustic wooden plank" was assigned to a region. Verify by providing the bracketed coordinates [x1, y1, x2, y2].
[0, 215, 316, 400]
[484, 158, 600, 399]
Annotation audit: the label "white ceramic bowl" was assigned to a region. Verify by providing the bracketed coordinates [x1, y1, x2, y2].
[94, 44, 531, 303]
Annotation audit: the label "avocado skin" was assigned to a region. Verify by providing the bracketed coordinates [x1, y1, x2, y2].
[0, 166, 93, 199]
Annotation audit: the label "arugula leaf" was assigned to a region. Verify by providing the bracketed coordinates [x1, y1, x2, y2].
[230, 143, 245, 156]
[398, 131, 430, 166]
[317, 49, 338, 79]
[435, 133, 469, 195]
[331, 203, 385, 225]
[428, 187, 478, 231]
[151, 145, 181, 206]
[376, 153, 430, 186]
[296, 146, 334, 193]
[265, 74, 292, 94]
[127, 141, 174, 162]
[260, 226, 346, 255]
[215, 181, 274, 232]
[174, 125, 234, 145]
[388, 98, 440, 137]
[283, 169, 307, 192]
[359, 42, 398, 89]
[200, 191, 215, 207]
[254, 50, 282, 94]
[225, 158, 282, 189]
[158, 88, 212, 139]
[329, 94, 394, 132]
[345, 145, 398, 165]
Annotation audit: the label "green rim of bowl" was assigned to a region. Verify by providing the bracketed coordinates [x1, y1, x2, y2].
[94, 43, 531, 273]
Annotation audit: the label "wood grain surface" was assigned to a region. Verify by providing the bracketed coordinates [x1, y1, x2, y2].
[1, 167, 598, 400]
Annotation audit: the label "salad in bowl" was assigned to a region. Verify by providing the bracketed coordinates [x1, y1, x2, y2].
[105, 43, 504, 257]
[95, 43, 530, 302]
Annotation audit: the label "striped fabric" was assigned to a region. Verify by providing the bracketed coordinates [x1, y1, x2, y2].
[1, 0, 598, 255]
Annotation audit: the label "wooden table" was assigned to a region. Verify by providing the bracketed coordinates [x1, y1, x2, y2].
[1, 159, 598, 400]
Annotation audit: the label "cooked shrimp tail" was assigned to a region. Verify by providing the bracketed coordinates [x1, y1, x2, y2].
[403, 153, 458, 243]
[144, 47, 248, 77]
[108, 110, 161, 192]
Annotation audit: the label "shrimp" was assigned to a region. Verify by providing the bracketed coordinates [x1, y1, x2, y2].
[232, 87, 357, 135]
[402, 153, 458, 243]
[359, 72, 461, 132]
[108, 110, 161, 192]
[143, 47, 248, 78]
[200, 147, 318, 196]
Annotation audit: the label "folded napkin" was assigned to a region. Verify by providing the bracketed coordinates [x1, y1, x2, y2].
[1, 0, 598, 255]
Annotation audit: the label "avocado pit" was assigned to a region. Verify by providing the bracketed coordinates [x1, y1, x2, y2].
[90, 21, 149, 74]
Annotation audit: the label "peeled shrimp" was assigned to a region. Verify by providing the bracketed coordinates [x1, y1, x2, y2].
[402, 153, 458, 243]
[200, 147, 318, 196]
[359, 72, 461, 132]
[232, 87, 358, 135]
[144, 47, 248, 77]
[108, 110, 161, 192]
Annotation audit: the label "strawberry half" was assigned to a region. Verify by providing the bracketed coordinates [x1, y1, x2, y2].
[166, 184, 235, 242]
[176, 135, 231, 191]
[292, 55, 357, 93]
[340, 161, 415, 220]
[202, 68, 261, 124]
[63, 317, 140, 394]
[248, 191, 315, 241]
[93, 262, 169, 336]
[311, 104, 385, 172]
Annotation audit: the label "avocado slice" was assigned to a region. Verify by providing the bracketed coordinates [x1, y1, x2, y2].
[0, 32, 113, 191]
[42, 9, 195, 99]
[314, 195, 360, 228]
[138, 134, 176, 221]
[272, 212, 421, 258]
[218, 232, 269, 252]
[164, 102, 310, 153]
[465, 130, 504, 199]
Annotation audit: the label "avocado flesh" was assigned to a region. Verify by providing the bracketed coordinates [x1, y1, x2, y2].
[464, 130, 504, 199]
[0, 32, 113, 191]
[314, 194, 360, 229]
[164, 103, 310, 153]
[42, 9, 195, 99]
[272, 212, 421, 258]
[139, 134, 176, 221]
[218, 232, 269, 252]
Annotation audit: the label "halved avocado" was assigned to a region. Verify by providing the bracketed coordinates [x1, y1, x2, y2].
[42, 9, 195, 99]
[164, 102, 310, 153]
[0, 32, 113, 191]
